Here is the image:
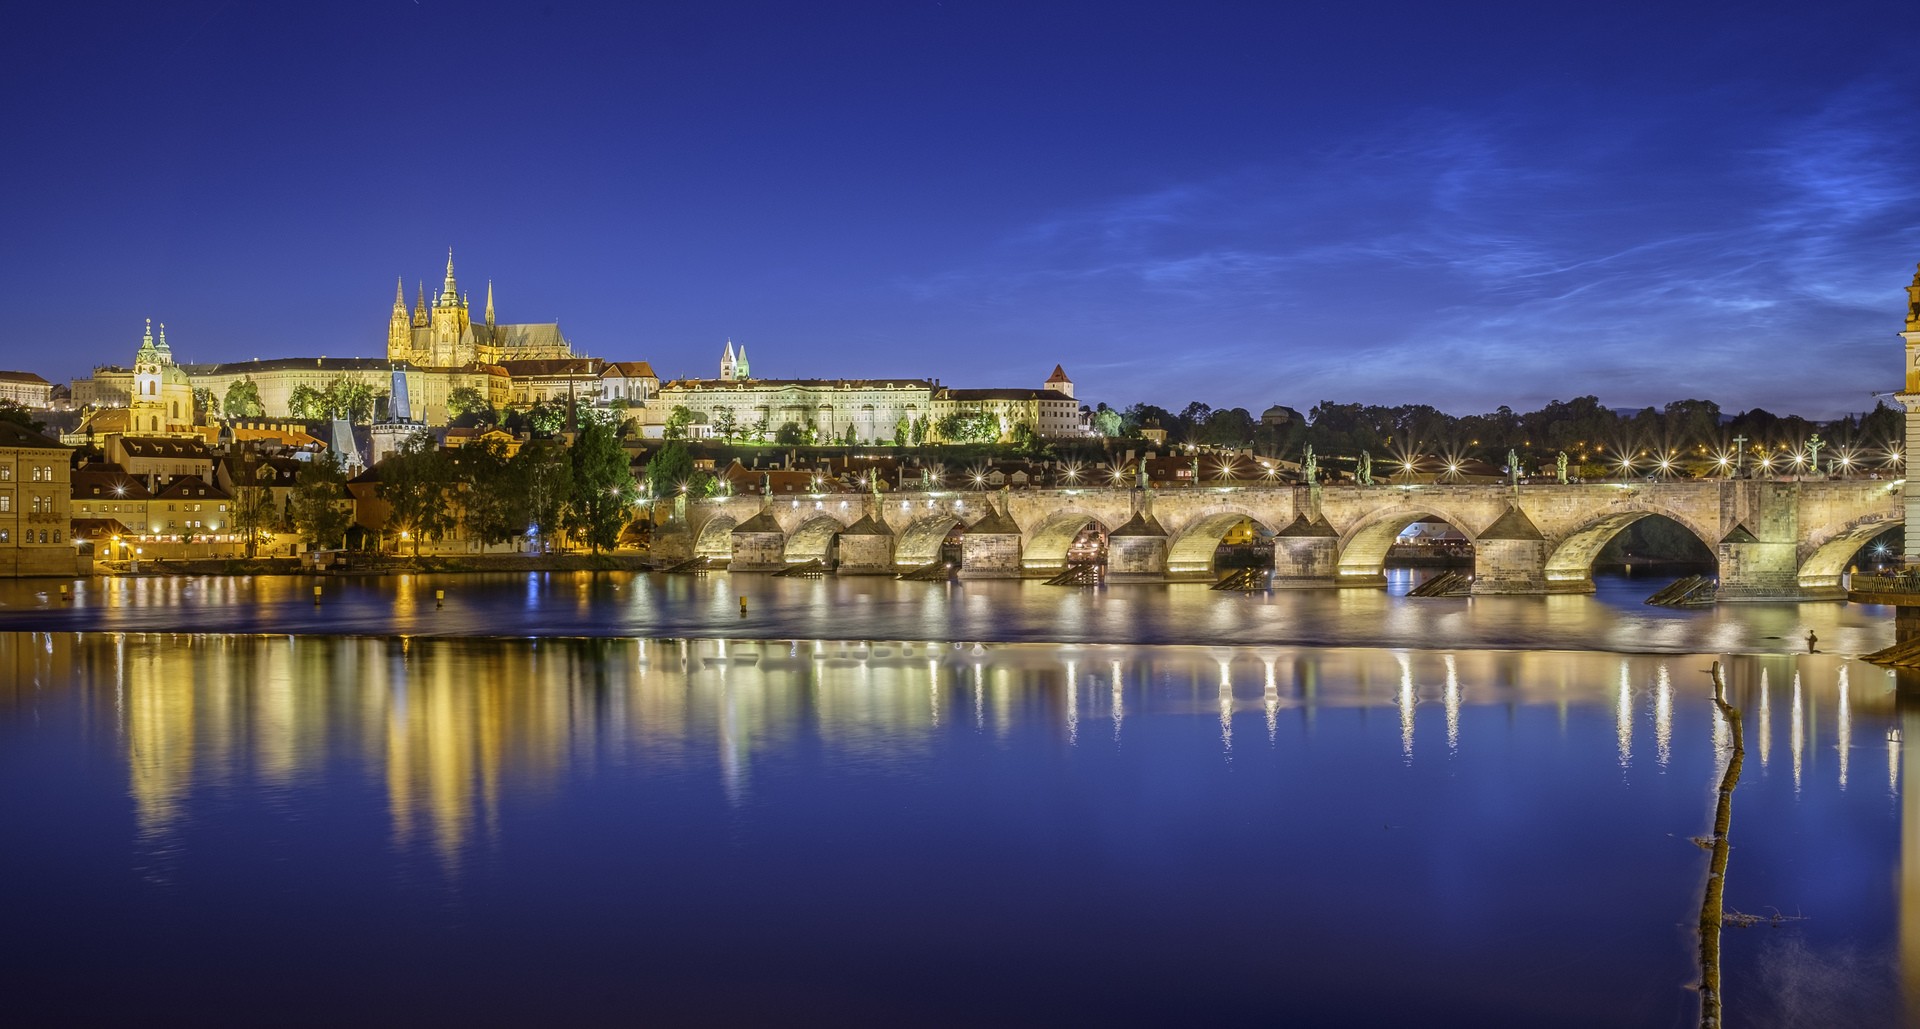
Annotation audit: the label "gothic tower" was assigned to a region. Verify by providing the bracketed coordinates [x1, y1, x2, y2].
[720, 340, 737, 381]
[429, 249, 471, 365]
[388, 277, 412, 361]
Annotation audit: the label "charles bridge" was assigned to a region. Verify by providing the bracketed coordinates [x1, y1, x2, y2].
[656, 479, 1903, 600]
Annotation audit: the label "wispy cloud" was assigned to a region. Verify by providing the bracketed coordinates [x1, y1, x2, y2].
[904, 84, 1920, 416]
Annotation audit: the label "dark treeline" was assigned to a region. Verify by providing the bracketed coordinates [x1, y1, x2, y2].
[1102, 396, 1903, 473]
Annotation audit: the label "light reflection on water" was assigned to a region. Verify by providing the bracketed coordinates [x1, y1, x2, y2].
[0, 569, 1898, 655]
[0, 631, 1910, 1024]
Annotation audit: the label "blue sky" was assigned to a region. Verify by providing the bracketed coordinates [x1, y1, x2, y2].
[3, 0, 1916, 417]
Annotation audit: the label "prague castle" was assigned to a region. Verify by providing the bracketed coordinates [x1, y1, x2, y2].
[388, 251, 573, 366]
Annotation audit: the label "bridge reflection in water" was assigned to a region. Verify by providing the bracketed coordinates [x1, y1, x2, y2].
[0, 632, 1911, 1022]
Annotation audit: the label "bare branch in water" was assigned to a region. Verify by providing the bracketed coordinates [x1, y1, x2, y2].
[1698, 660, 1745, 1029]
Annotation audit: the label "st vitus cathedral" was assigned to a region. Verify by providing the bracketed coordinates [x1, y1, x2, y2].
[387, 250, 574, 366]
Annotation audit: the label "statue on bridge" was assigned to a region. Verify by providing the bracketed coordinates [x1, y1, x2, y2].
[761, 471, 772, 497]
[1358, 451, 1372, 486]
[1556, 451, 1568, 484]
[1137, 454, 1148, 490]
[1190, 453, 1201, 485]
[1303, 445, 1317, 485]
[1507, 449, 1520, 487]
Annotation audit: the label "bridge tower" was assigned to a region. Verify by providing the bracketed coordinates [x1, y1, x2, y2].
[1900, 262, 1920, 563]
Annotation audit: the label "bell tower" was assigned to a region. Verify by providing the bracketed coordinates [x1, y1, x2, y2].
[429, 249, 470, 365]
[131, 319, 164, 434]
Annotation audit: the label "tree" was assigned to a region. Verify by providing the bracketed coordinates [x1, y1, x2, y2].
[446, 386, 490, 422]
[224, 378, 265, 419]
[512, 439, 573, 551]
[287, 384, 325, 420]
[0, 401, 47, 434]
[567, 420, 638, 554]
[775, 421, 807, 446]
[907, 416, 924, 447]
[229, 454, 277, 558]
[894, 417, 910, 447]
[644, 440, 694, 498]
[321, 378, 378, 423]
[525, 400, 566, 438]
[713, 408, 739, 442]
[290, 455, 353, 549]
[192, 387, 218, 423]
[1091, 407, 1124, 437]
[841, 424, 857, 446]
[455, 435, 521, 548]
[664, 405, 694, 441]
[1199, 407, 1256, 448]
[381, 431, 456, 556]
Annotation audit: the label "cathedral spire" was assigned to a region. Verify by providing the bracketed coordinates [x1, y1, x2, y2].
[393, 277, 406, 312]
[441, 248, 458, 304]
[721, 339, 737, 380]
[415, 282, 428, 324]
[485, 280, 494, 327]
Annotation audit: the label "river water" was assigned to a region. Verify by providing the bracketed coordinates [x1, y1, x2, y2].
[0, 571, 1911, 1025]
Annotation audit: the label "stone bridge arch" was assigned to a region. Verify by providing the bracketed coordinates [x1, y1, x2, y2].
[784, 514, 849, 565]
[1541, 505, 1720, 592]
[693, 515, 737, 561]
[1799, 515, 1901, 593]
[1167, 510, 1277, 580]
[1021, 510, 1113, 573]
[1335, 506, 1480, 584]
[896, 513, 967, 568]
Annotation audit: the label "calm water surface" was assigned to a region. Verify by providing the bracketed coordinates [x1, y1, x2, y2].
[0, 569, 1896, 654]
[0, 574, 1910, 1025]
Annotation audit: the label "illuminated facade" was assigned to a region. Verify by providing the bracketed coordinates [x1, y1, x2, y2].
[129, 320, 197, 435]
[387, 251, 574, 367]
[0, 420, 74, 575]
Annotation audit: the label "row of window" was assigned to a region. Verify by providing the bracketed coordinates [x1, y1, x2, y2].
[0, 529, 60, 544]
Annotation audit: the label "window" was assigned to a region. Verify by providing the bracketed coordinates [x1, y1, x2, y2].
[1, 530, 10, 543]
[52, 530, 60, 543]
[0, 468, 9, 481]
[30, 466, 40, 482]
[37, 530, 46, 544]
[0, 495, 10, 512]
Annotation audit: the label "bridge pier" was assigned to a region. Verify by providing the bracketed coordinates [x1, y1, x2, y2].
[729, 509, 787, 572]
[958, 500, 1024, 579]
[1469, 507, 1550, 596]
[835, 513, 895, 574]
[1272, 515, 1340, 587]
[1106, 505, 1169, 583]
